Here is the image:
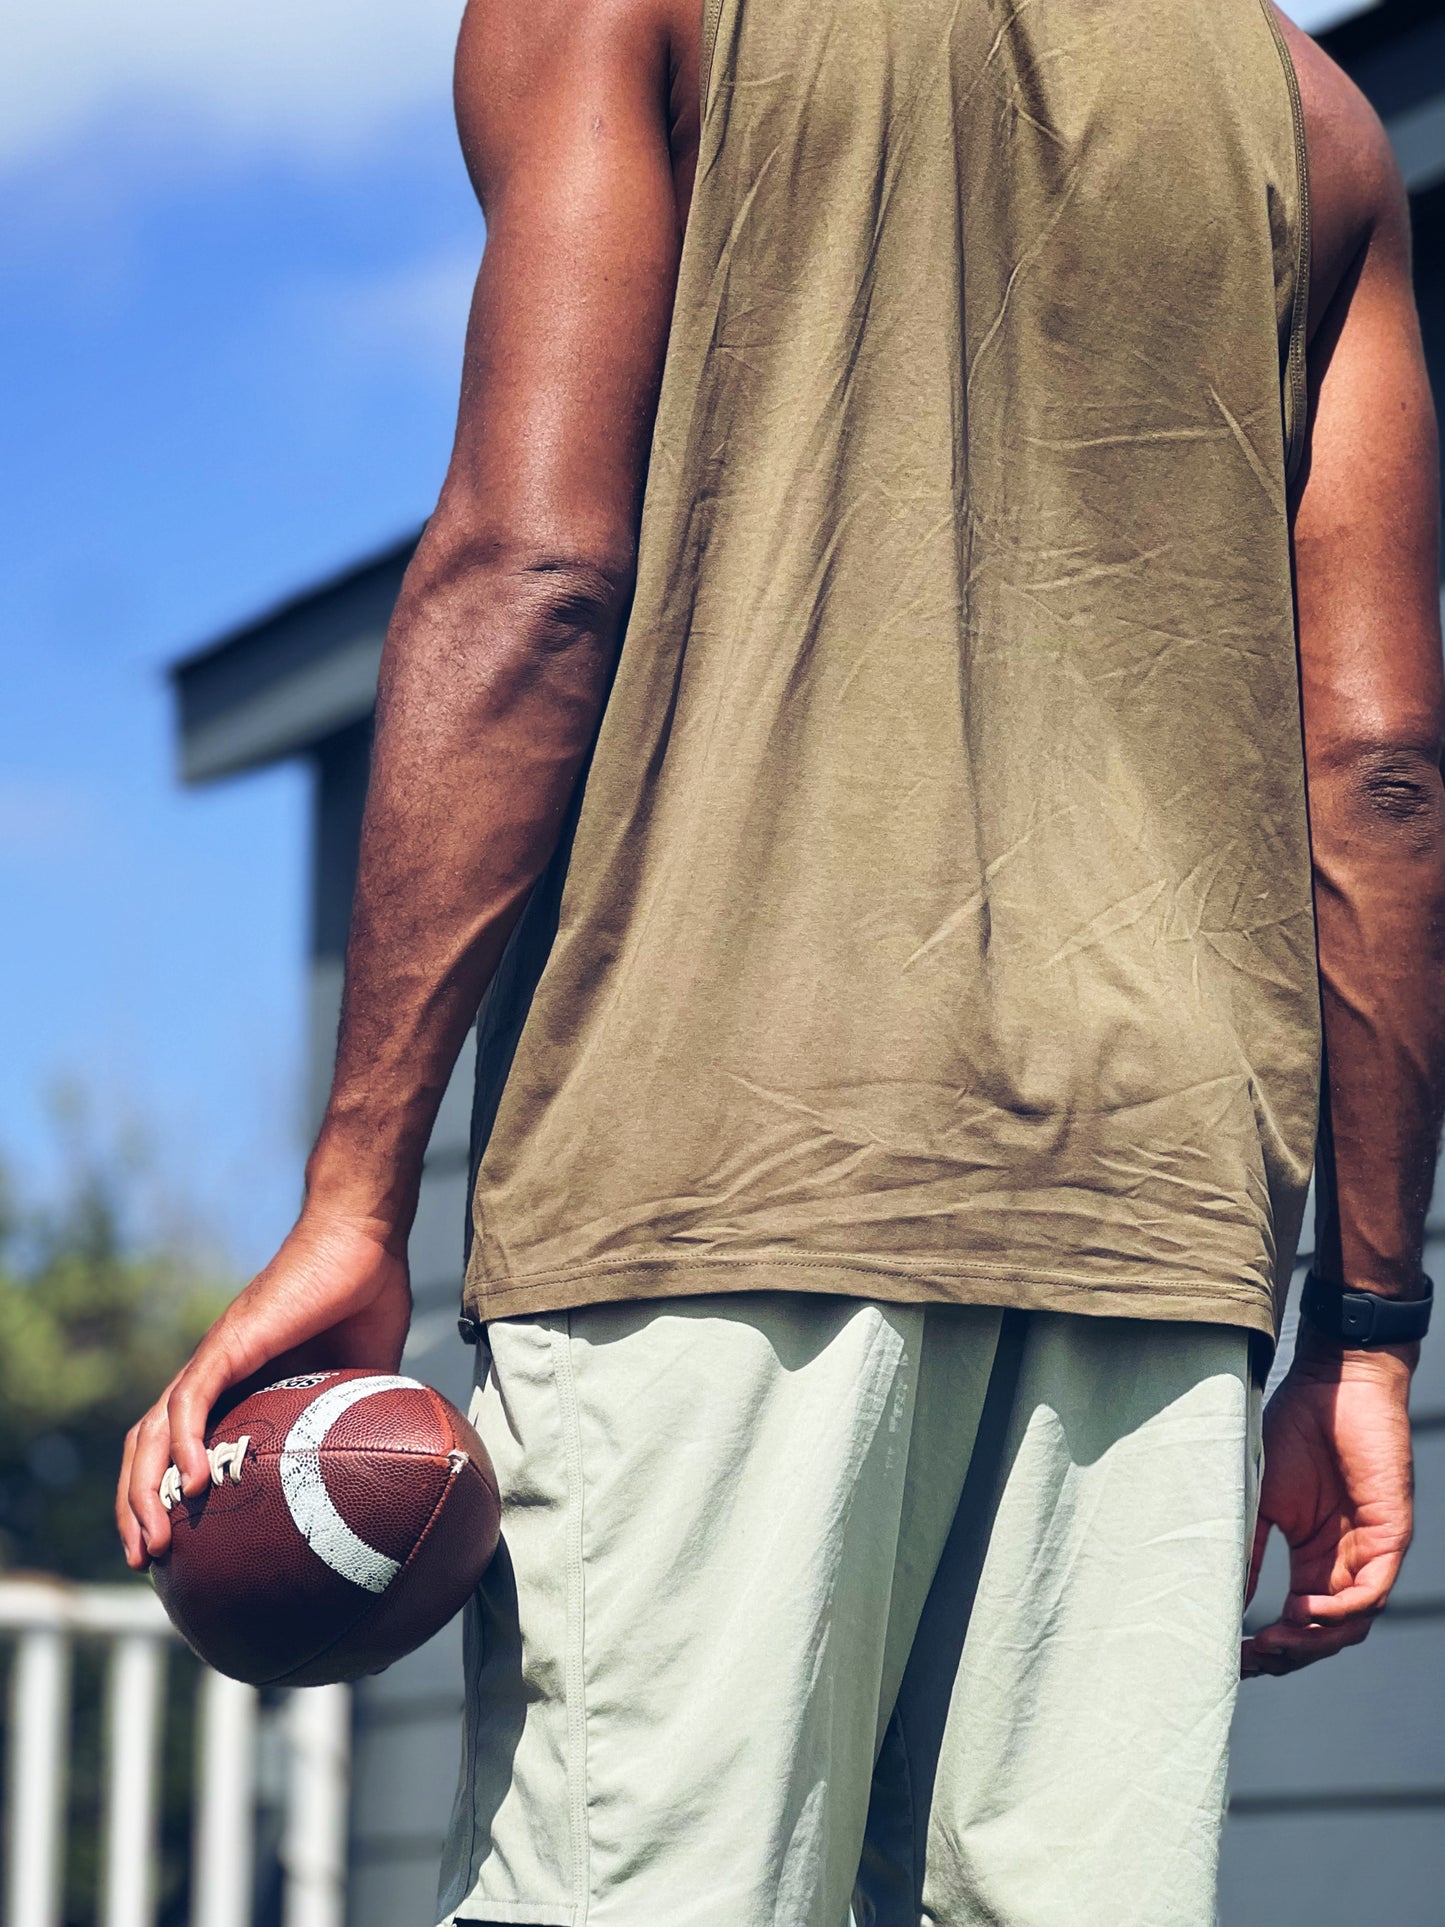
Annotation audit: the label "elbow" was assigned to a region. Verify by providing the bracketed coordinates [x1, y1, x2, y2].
[1311, 739, 1445, 859]
[405, 519, 638, 656]
[1355, 746, 1445, 834]
[512, 555, 637, 652]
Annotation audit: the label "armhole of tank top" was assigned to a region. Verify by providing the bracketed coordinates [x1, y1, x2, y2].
[1260, 0, 1313, 493]
[699, 0, 725, 125]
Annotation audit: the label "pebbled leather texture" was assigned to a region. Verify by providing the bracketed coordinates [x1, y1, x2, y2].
[151, 1369, 501, 1686]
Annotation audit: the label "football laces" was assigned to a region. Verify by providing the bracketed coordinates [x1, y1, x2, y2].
[159, 1435, 251, 1512]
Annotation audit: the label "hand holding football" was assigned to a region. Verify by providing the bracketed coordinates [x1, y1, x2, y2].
[151, 1370, 500, 1687]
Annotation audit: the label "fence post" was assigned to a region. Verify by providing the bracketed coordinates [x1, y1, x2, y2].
[5, 1627, 72, 1927]
[191, 1670, 258, 1927]
[280, 1686, 350, 1927]
[101, 1631, 167, 1927]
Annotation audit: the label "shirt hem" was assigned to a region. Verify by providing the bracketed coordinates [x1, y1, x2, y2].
[463, 1251, 1277, 1342]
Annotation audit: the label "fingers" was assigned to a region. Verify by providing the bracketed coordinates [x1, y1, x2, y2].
[115, 1424, 146, 1570]
[166, 1335, 250, 1495]
[1242, 1606, 1377, 1677]
[114, 1215, 414, 1568]
[118, 1324, 247, 1566]
[1291, 1580, 1395, 1621]
[120, 1331, 249, 1563]
[1242, 1571, 1392, 1676]
[117, 1291, 339, 1564]
[1288, 1539, 1404, 1622]
[125, 1395, 181, 1565]
[1242, 1544, 1407, 1677]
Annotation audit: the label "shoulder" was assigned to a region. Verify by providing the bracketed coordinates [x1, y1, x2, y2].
[1272, 7, 1410, 329]
[454, 0, 693, 192]
[455, 0, 683, 98]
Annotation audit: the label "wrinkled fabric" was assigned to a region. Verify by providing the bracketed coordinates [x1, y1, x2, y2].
[464, 0, 1316, 1339]
[436, 1297, 1260, 1926]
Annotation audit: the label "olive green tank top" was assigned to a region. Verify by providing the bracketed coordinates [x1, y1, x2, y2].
[463, 0, 1316, 1342]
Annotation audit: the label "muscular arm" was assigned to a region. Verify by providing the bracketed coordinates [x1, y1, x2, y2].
[1246, 47, 1445, 1675]
[119, 0, 692, 1563]
[313, 0, 686, 1234]
[1296, 151, 1445, 1309]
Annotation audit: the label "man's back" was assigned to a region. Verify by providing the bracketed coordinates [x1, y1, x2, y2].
[466, 0, 1314, 1341]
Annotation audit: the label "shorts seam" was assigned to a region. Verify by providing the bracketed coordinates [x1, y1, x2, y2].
[895, 1703, 921, 1921]
[551, 1316, 592, 1921]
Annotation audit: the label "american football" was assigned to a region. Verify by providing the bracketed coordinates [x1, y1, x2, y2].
[150, 1369, 500, 1687]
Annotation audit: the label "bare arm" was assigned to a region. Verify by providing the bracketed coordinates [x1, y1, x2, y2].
[119, 0, 692, 1564]
[1298, 171, 1445, 1309]
[1246, 67, 1445, 1674]
[311, 0, 687, 1235]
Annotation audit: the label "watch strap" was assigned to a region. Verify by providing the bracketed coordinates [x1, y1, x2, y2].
[1299, 1270, 1434, 1346]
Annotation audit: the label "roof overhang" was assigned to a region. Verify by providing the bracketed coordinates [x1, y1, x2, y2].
[171, 535, 419, 783]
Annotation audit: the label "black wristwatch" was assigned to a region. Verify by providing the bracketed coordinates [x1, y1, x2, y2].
[1299, 1270, 1434, 1346]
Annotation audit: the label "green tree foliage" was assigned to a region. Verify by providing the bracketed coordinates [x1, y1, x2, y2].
[0, 1111, 236, 1924]
[0, 1119, 231, 1582]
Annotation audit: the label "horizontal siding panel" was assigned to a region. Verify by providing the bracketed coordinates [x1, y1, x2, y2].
[400, 1310, 477, 1409]
[355, 1617, 465, 1708]
[351, 1708, 465, 1837]
[1410, 1230, 1445, 1417]
[1397, 1425, 1445, 1605]
[1228, 1618, 1445, 1797]
[429, 1047, 477, 1161]
[1220, 1808, 1445, 1926]
[408, 1166, 472, 1305]
[346, 1851, 445, 1927]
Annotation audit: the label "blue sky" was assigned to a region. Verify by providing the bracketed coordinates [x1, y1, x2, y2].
[1, 0, 476, 1268]
[0, 0, 1366, 1275]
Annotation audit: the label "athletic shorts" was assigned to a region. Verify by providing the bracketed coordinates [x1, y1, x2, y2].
[436, 1297, 1261, 1927]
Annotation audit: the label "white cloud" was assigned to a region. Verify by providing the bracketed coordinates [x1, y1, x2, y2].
[2, 0, 466, 169]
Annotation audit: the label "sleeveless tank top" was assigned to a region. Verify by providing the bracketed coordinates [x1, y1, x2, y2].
[463, 0, 1315, 1341]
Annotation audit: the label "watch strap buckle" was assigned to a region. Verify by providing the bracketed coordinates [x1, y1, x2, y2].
[1299, 1270, 1434, 1347]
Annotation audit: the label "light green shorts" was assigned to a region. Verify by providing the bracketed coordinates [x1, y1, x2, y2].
[437, 1298, 1261, 1927]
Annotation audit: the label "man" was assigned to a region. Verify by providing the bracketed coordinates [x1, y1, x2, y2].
[120, 2, 1444, 1921]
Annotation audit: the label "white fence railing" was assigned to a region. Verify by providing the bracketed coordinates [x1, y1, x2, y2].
[0, 1578, 350, 1927]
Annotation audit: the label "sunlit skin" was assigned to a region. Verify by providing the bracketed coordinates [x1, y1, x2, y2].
[119, 5, 1445, 1687]
[1241, 17, 1445, 1678]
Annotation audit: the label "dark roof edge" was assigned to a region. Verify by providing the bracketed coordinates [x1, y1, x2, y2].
[170, 528, 423, 682]
[1321, 0, 1437, 63]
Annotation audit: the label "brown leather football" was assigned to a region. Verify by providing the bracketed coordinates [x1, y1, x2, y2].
[151, 1369, 500, 1687]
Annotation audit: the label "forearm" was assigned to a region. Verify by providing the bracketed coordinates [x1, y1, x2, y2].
[1309, 751, 1445, 1295]
[304, 517, 628, 1238]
